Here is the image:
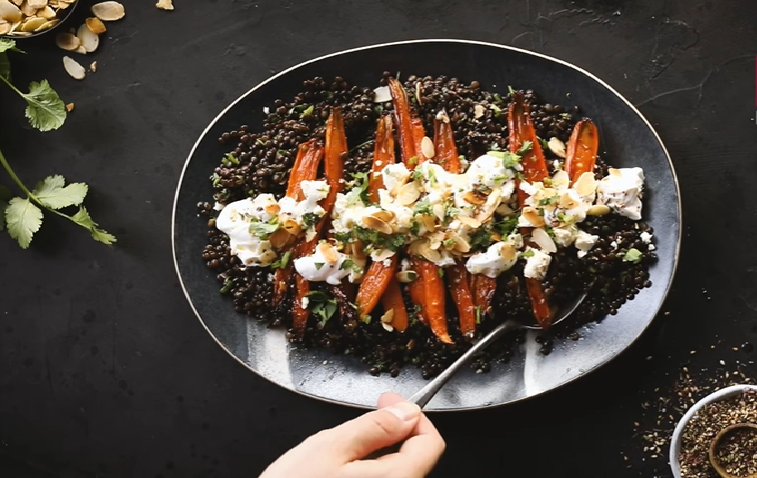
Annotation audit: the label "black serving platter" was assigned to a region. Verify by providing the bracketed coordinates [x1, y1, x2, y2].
[172, 40, 681, 411]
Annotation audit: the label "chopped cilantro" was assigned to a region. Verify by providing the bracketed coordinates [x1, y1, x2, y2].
[489, 103, 501, 117]
[517, 141, 533, 155]
[623, 248, 643, 264]
[349, 171, 372, 204]
[438, 268, 445, 278]
[507, 85, 516, 95]
[248, 220, 280, 239]
[410, 220, 421, 236]
[361, 314, 372, 324]
[538, 196, 558, 207]
[545, 227, 556, 238]
[409, 156, 419, 166]
[305, 291, 338, 326]
[411, 169, 424, 181]
[538, 137, 550, 151]
[354, 226, 407, 252]
[493, 217, 518, 236]
[412, 198, 433, 215]
[314, 262, 325, 270]
[219, 277, 233, 294]
[556, 212, 576, 224]
[271, 250, 292, 269]
[521, 249, 535, 258]
[334, 231, 352, 244]
[301, 212, 321, 228]
[444, 204, 460, 220]
[469, 228, 492, 250]
[475, 305, 482, 324]
[442, 238, 456, 248]
[225, 153, 239, 165]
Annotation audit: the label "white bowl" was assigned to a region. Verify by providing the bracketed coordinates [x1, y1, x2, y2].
[669, 384, 757, 477]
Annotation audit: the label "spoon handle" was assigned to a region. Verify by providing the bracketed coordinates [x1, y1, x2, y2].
[407, 320, 520, 408]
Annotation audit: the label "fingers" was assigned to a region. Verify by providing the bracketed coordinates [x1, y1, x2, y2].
[324, 400, 422, 462]
[377, 391, 406, 409]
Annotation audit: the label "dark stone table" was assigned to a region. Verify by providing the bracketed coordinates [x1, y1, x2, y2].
[1, 1, 755, 477]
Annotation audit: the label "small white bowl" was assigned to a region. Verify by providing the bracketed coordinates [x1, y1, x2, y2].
[669, 384, 757, 477]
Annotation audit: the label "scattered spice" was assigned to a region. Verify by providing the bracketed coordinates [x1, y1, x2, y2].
[65, 102, 74, 112]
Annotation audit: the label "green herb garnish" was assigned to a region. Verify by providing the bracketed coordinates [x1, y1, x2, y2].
[623, 248, 643, 264]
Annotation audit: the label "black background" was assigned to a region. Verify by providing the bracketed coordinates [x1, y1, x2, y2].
[1, 1, 756, 477]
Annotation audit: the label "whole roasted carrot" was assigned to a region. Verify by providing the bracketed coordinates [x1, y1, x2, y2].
[508, 94, 552, 328]
[369, 115, 394, 200]
[382, 278, 409, 332]
[471, 274, 497, 316]
[322, 107, 347, 214]
[416, 260, 452, 344]
[388, 78, 418, 168]
[273, 140, 323, 307]
[564, 119, 599, 184]
[291, 273, 310, 338]
[407, 270, 428, 326]
[410, 117, 429, 165]
[432, 113, 461, 173]
[448, 262, 477, 337]
[355, 256, 398, 316]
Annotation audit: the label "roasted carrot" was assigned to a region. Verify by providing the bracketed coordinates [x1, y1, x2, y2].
[322, 107, 348, 215]
[471, 274, 497, 315]
[433, 114, 461, 174]
[388, 78, 418, 168]
[407, 270, 428, 325]
[369, 115, 394, 200]
[355, 256, 398, 316]
[448, 262, 477, 337]
[273, 141, 324, 307]
[381, 278, 409, 332]
[416, 260, 452, 344]
[508, 94, 552, 328]
[331, 282, 358, 323]
[410, 117, 429, 165]
[292, 273, 311, 338]
[564, 119, 599, 184]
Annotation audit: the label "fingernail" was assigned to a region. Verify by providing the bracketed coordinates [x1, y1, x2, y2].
[385, 401, 421, 422]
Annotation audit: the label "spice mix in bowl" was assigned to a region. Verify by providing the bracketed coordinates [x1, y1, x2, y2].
[671, 385, 757, 478]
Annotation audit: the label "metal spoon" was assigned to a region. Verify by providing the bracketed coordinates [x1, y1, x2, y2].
[405, 290, 588, 408]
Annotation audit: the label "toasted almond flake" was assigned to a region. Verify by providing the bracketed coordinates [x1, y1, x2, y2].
[268, 228, 290, 249]
[373, 85, 391, 103]
[428, 238, 442, 250]
[522, 206, 546, 227]
[548, 137, 567, 158]
[57, 0, 72, 9]
[501, 243, 518, 261]
[396, 270, 417, 283]
[372, 210, 395, 223]
[362, 215, 392, 235]
[463, 190, 487, 205]
[26, 0, 45, 8]
[0, 21, 10, 34]
[18, 1, 35, 17]
[587, 204, 611, 216]
[408, 239, 424, 256]
[380, 309, 394, 324]
[20, 16, 46, 32]
[89, 61, 97, 72]
[77, 23, 99, 52]
[155, 0, 173, 10]
[37, 5, 55, 18]
[432, 203, 445, 222]
[420, 136, 435, 159]
[609, 168, 622, 178]
[419, 214, 436, 232]
[10, 0, 21, 5]
[474, 104, 485, 118]
[415, 81, 422, 105]
[418, 242, 441, 262]
[62, 55, 86, 80]
[552, 170, 570, 189]
[475, 188, 501, 223]
[558, 192, 579, 209]
[34, 18, 57, 31]
[531, 227, 557, 253]
[351, 239, 367, 262]
[574, 171, 597, 196]
[381, 322, 394, 332]
[448, 232, 470, 253]
[91, 1, 125, 21]
[265, 203, 280, 215]
[85, 16, 106, 34]
[65, 102, 74, 112]
[436, 109, 450, 123]
[457, 215, 481, 228]
[317, 242, 339, 264]
[396, 181, 421, 205]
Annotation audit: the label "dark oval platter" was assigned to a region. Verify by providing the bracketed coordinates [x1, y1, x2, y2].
[172, 39, 681, 411]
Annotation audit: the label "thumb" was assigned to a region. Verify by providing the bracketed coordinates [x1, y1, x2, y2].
[327, 401, 421, 462]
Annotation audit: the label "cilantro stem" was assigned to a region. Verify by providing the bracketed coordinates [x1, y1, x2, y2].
[0, 72, 22, 96]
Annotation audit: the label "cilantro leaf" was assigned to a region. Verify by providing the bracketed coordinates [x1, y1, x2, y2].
[314, 262, 325, 270]
[469, 228, 492, 250]
[517, 141, 533, 155]
[412, 198, 432, 215]
[348, 172, 372, 204]
[623, 248, 643, 264]
[32, 175, 88, 209]
[248, 220, 280, 239]
[488, 150, 521, 169]
[271, 250, 292, 269]
[22, 80, 67, 132]
[520, 249, 535, 258]
[5, 197, 43, 249]
[537, 195, 558, 207]
[507, 85, 516, 95]
[493, 217, 518, 236]
[305, 290, 338, 326]
[71, 207, 116, 245]
[301, 212, 320, 228]
[475, 305, 482, 324]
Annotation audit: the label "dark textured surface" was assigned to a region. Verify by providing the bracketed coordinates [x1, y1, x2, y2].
[0, 0, 755, 477]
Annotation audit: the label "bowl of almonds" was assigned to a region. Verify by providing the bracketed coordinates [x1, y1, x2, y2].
[0, 0, 78, 38]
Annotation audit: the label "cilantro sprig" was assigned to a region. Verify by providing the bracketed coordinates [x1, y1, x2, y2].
[0, 39, 114, 249]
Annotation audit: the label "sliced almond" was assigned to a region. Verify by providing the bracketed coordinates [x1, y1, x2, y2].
[19, 15, 46, 31]
[419, 214, 436, 232]
[74, 44, 87, 55]
[609, 168, 622, 178]
[418, 242, 442, 263]
[265, 203, 280, 215]
[18, 1, 35, 17]
[62, 55, 86, 80]
[414, 81, 422, 105]
[282, 219, 300, 235]
[380, 308, 394, 324]
[522, 206, 546, 227]
[395, 181, 420, 205]
[475, 188, 501, 223]
[352, 239, 367, 262]
[268, 228, 291, 249]
[552, 170, 570, 189]
[35, 18, 57, 31]
[474, 104, 485, 119]
[26, 0, 46, 8]
[500, 243, 518, 261]
[0, 21, 10, 34]
[408, 239, 424, 257]
[547, 137, 567, 158]
[155, 0, 173, 10]
[65, 102, 74, 112]
[420, 136, 435, 159]
[396, 270, 418, 283]
[37, 5, 55, 18]
[89, 61, 97, 72]
[371, 209, 395, 223]
[448, 232, 470, 253]
[10, 0, 21, 6]
[85, 16, 106, 34]
[531, 227, 557, 253]
[381, 322, 394, 332]
[574, 171, 597, 197]
[436, 109, 450, 124]
[91, 1, 125, 21]
[457, 215, 481, 228]
[558, 192, 579, 209]
[432, 203, 445, 222]
[587, 204, 611, 216]
[362, 215, 392, 235]
[77, 23, 99, 52]
[317, 242, 339, 264]
[463, 190, 487, 205]
[389, 171, 411, 196]
[57, 0, 72, 8]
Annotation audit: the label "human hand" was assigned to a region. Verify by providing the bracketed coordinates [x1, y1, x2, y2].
[259, 392, 445, 478]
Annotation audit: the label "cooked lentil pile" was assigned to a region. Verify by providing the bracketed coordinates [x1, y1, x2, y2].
[197, 73, 657, 378]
